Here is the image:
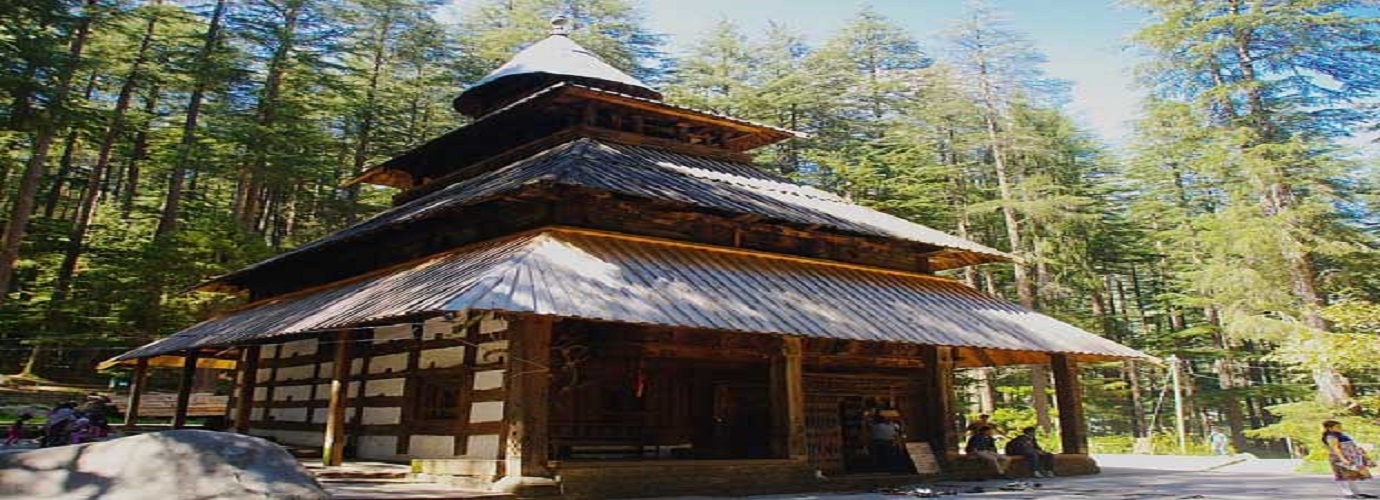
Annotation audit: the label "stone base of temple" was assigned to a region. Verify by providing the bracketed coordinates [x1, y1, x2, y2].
[556, 459, 817, 499]
[409, 455, 1100, 499]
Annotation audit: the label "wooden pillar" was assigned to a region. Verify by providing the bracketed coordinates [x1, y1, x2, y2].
[123, 357, 149, 430]
[770, 336, 807, 460]
[1051, 354, 1089, 454]
[920, 345, 956, 456]
[172, 351, 199, 429]
[323, 331, 353, 466]
[233, 345, 261, 434]
[502, 315, 554, 480]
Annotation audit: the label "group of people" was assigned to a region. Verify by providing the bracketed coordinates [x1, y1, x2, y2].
[963, 414, 1056, 478]
[865, 410, 1057, 478]
[4, 394, 117, 448]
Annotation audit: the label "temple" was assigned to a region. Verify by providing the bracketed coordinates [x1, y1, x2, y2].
[107, 19, 1147, 498]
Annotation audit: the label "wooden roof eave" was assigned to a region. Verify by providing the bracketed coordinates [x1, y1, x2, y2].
[96, 351, 240, 371]
[342, 167, 414, 189]
[559, 84, 807, 147]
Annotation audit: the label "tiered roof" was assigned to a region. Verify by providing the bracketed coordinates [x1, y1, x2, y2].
[110, 22, 1148, 366]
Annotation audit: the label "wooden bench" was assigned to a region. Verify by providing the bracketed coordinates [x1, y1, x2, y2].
[112, 392, 229, 418]
[552, 419, 650, 459]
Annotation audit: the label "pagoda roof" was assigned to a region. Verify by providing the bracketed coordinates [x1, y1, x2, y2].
[454, 33, 661, 116]
[108, 228, 1147, 367]
[350, 82, 805, 189]
[212, 139, 1010, 291]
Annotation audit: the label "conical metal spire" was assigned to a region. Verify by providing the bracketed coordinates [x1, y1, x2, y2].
[453, 21, 660, 117]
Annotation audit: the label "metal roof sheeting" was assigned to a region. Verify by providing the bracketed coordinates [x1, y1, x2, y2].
[112, 229, 1146, 363]
[220, 139, 1009, 284]
[469, 35, 654, 93]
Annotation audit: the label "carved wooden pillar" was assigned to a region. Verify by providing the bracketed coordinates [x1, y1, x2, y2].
[123, 357, 149, 430]
[172, 351, 199, 429]
[323, 331, 353, 466]
[920, 345, 957, 457]
[770, 336, 807, 460]
[501, 315, 554, 480]
[1052, 354, 1089, 454]
[233, 345, 261, 434]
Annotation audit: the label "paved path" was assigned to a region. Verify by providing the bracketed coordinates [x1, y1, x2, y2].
[663, 456, 1359, 500]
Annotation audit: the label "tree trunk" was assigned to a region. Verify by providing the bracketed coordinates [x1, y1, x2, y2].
[0, 0, 99, 301]
[973, 50, 1049, 433]
[242, 0, 302, 234]
[52, 3, 158, 301]
[42, 71, 98, 219]
[156, 0, 227, 239]
[121, 85, 158, 218]
[1228, 1, 1351, 406]
[345, 6, 396, 225]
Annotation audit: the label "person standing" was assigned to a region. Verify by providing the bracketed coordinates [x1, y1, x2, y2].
[966, 425, 1011, 478]
[1006, 426, 1056, 477]
[1209, 428, 1229, 456]
[869, 414, 905, 473]
[1323, 420, 1375, 499]
[4, 413, 31, 446]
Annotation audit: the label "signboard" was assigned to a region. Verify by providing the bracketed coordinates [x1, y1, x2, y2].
[906, 441, 940, 474]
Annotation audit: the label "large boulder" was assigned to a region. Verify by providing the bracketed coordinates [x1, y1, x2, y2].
[0, 429, 327, 499]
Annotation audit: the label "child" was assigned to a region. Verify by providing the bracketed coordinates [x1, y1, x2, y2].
[4, 413, 32, 446]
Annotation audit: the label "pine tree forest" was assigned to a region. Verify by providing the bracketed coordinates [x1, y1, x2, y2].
[1, 0, 1377, 459]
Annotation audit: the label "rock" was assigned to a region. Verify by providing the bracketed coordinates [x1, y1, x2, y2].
[0, 429, 327, 500]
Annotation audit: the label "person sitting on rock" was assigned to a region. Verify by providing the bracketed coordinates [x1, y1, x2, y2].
[1005, 426, 1055, 477]
[68, 418, 96, 445]
[42, 402, 77, 447]
[965, 425, 1011, 478]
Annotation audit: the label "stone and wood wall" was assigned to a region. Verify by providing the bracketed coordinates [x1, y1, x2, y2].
[239, 313, 512, 462]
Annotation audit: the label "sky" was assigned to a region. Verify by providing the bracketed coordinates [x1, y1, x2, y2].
[636, 0, 1150, 145]
[440, 0, 1151, 145]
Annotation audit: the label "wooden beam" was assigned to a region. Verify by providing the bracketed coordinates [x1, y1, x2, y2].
[323, 331, 353, 466]
[396, 324, 424, 455]
[1052, 354, 1089, 454]
[172, 351, 199, 429]
[123, 357, 148, 430]
[769, 336, 807, 460]
[920, 345, 956, 458]
[233, 345, 261, 434]
[573, 125, 753, 163]
[502, 315, 554, 479]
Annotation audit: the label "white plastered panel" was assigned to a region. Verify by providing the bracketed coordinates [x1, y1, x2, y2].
[250, 429, 322, 447]
[373, 324, 412, 343]
[468, 401, 503, 423]
[275, 364, 316, 382]
[361, 407, 402, 425]
[409, 435, 456, 459]
[274, 384, 313, 402]
[356, 435, 399, 461]
[465, 434, 501, 459]
[419, 346, 466, 369]
[478, 316, 508, 335]
[473, 370, 504, 391]
[280, 339, 318, 358]
[476, 341, 508, 365]
[269, 407, 308, 422]
[365, 378, 406, 397]
[369, 353, 409, 374]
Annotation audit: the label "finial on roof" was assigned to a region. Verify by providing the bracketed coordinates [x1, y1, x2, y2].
[549, 15, 571, 36]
